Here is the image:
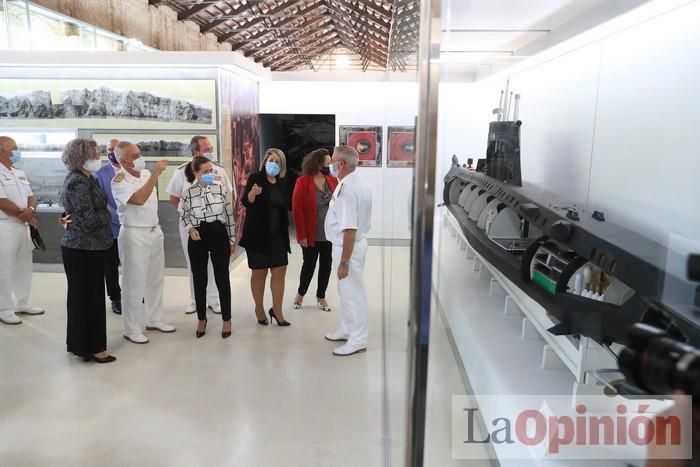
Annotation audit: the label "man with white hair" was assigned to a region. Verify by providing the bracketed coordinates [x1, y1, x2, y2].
[0, 136, 45, 325]
[111, 141, 175, 344]
[323, 146, 372, 356]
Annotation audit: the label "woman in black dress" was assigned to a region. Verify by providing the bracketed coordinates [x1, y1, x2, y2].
[238, 148, 291, 326]
[59, 138, 116, 363]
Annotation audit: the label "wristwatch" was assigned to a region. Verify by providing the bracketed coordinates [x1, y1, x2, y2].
[340, 260, 350, 267]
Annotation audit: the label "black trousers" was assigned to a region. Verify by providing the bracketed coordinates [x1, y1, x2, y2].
[297, 240, 332, 299]
[61, 246, 108, 356]
[104, 240, 121, 302]
[188, 222, 232, 321]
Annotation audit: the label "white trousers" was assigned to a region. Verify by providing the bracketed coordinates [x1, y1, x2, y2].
[332, 239, 369, 347]
[119, 226, 165, 337]
[178, 220, 220, 307]
[0, 220, 32, 313]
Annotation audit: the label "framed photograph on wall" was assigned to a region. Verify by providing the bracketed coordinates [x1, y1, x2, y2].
[339, 125, 382, 167]
[90, 132, 218, 162]
[387, 126, 416, 168]
[0, 78, 217, 130]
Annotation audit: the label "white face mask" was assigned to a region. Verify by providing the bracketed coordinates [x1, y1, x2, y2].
[131, 157, 146, 172]
[83, 159, 102, 173]
[202, 152, 214, 161]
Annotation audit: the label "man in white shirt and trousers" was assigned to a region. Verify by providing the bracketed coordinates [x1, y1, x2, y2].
[166, 136, 233, 315]
[324, 146, 372, 356]
[0, 136, 45, 325]
[112, 142, 176, 344]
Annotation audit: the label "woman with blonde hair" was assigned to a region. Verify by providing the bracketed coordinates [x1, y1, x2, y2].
[238, 148, 291, 326]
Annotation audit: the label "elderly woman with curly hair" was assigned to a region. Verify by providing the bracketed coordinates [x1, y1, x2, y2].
[59, 138, 116, 364]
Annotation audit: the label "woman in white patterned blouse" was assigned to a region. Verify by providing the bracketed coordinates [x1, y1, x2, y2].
[181, 156, 236, 339]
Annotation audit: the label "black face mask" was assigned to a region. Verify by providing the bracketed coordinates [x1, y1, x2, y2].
[320, 166, 331, 176]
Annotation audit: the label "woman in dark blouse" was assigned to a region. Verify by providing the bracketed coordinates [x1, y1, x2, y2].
[238, 148, 291, 326]
[59, 138, 116, 364]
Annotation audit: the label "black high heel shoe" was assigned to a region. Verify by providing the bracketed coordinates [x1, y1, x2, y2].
[196, 318, 207, 338]
[82, 354, 117, 364]
[222, 321, 232, 339]
[269, 308, 291, 326]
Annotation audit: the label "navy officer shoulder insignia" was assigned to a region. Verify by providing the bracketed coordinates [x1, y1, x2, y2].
[113, 172, 126, 183]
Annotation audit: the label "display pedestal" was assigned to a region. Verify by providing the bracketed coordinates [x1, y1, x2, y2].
[434, 209, 646, 466]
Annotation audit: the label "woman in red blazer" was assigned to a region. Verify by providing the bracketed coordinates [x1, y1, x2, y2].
[291, 148, 338, 311]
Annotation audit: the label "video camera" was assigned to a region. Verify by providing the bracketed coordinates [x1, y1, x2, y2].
[618, 254, 700, 399]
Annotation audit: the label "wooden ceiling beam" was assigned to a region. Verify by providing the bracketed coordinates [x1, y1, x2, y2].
[334, 0, 392, 24]
[223, 2, 323, 45]
[274, 43, 339, 71]
[247, 29, 337, 61]
[178, 1, 215, 20]
[263, 36, 340, 68]
[268, 37, 339, 68]
[327, 1, 390, 32]
[324, 3, 389, 43]
[198, 2, 256, 33]
[219, 0, 311, 42]
[332, 19, 388, 53]
[238, 15, 331, 52]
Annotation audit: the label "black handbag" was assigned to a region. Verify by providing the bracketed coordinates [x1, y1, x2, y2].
[29, 225, 46, 251]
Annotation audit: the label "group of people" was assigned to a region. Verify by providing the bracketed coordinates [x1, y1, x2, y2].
[0, 134, 373, 364]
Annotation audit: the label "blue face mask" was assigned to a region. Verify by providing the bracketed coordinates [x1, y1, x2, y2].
[107, 150, 119, 167]
[328, 163, 338, 178]
[200, 173, 216, 185]
[10, 150, 21, 164]
[265, 161, 281, 177]
[320, 166, 331, 176]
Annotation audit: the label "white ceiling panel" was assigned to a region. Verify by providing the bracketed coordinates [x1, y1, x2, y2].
[438, 0, 651, 78]
[442, 0, 599, 30]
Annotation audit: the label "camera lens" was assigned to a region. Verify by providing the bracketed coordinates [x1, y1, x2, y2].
[618, 323, 700, 398]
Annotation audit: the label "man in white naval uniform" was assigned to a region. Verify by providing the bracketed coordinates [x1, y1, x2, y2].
[324, 146, 372, 356]
[166, 136, 233, 315]
[0, 136, 45, 325]
[112, 142, 176, 344]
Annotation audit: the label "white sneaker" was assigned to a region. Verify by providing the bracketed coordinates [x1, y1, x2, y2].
[325, 330, 349, 342]
[208, 304, 222, 314]
[0, 311, 22, 325]
[145, 322, 176, 333]
[16, 306, 45, 315]
[185, 303, 197, 314]
[124, 333, 149, 344]
[333, 343, 367, 356]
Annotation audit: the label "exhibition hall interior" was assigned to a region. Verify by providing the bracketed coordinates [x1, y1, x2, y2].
[1, 0, 699, 466]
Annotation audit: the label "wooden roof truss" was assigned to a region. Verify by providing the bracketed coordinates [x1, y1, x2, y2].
[151, 0, 420, 71]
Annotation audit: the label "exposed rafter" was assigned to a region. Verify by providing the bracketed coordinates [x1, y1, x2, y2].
[156, 0, 420, 71]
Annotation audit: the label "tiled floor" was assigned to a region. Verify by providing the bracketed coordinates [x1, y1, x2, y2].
[0, 246, 470, 467]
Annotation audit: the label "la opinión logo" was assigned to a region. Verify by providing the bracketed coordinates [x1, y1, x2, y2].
[451, 395, 692, 460]
[462, 404, 681, 453]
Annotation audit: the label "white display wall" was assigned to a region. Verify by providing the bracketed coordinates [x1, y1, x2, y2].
[260, 80, 418, 241]
[436, 0, 700, 247]
[431, 5, 699, 465]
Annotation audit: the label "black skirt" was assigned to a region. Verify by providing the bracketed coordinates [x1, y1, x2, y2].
[246, 236, 288, 269]
[61, 246, 108, 356]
